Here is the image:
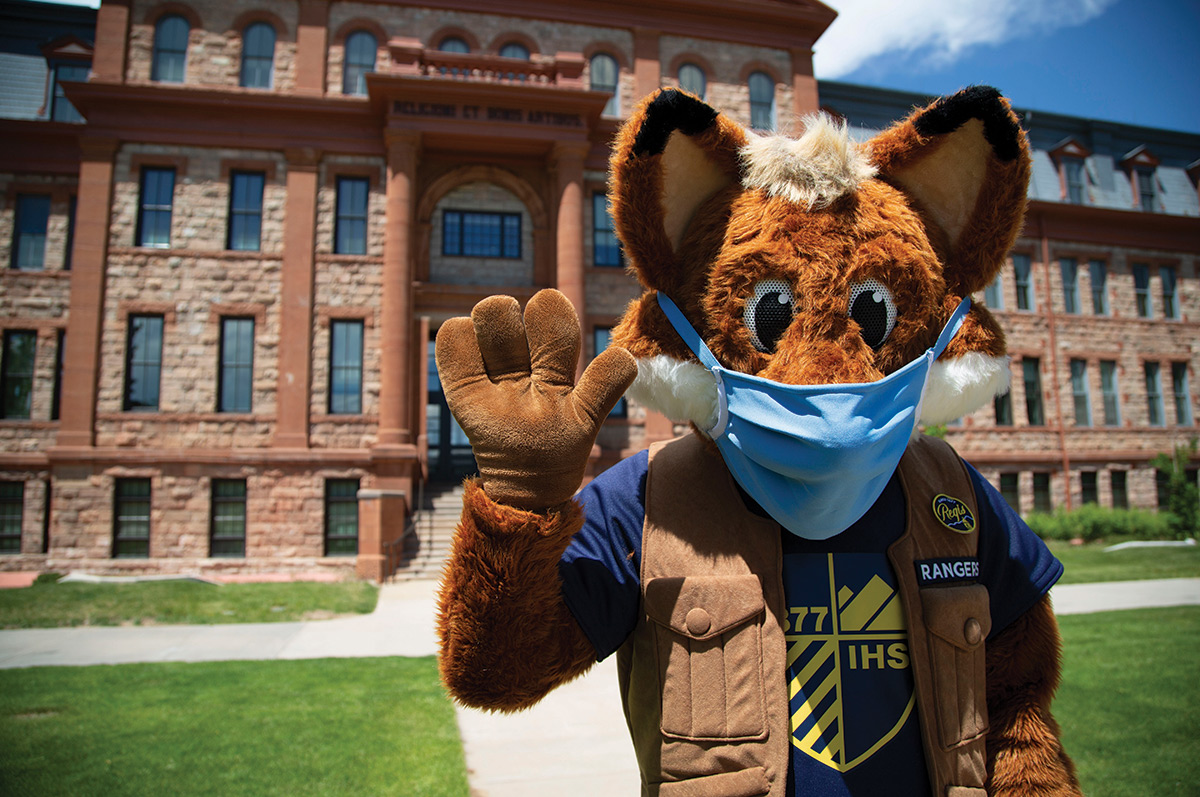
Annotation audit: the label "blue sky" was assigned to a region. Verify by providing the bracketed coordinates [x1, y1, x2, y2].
[36, 0, 1200, 134]
[816, 0, 1200, 134]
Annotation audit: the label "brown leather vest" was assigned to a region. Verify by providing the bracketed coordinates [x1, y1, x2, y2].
[617, 433, 990, 797]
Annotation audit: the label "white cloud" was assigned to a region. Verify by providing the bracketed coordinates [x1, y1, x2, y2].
[814, 0, 1117, 77]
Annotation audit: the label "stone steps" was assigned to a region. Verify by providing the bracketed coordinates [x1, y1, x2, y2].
[389, 482, 467, 582]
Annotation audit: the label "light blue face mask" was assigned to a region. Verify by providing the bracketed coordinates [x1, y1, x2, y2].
[657, 292, 971, 540]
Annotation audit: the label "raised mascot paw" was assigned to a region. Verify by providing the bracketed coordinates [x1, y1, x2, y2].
[434, 289, 638, 511]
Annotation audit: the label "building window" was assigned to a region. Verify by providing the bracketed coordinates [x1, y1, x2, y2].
[999, 473, 1020, 513]
[1023, 358, 1044, 426]
[1132, 263, 1152, 318]
[1059, 257, 1078, 314]
[50, 62, 89, 122]
[1033, 473, 1052, 513]
[442, 210, 521, 259]
[11, 194, 51, 271]
[1070, 359, 1091, 426]
[1080, 471, 1098, 505]
[1155, 468, 1170, 510]
[227, 171, 265, 251]
[1013, 253, 1034, 311]
[679, 62, 706, 99]
[1063, 158, 1086, 204]
[1089, 259, 1109, 315]
[1144, 361, 1164, 427]
[113, 478, 151, 558]
[748, 71, 775, 130]
[218, 318, 254, 413]
[1100, 360, 1120, 426]
[240, 22, 275, 89]
[1136, 168, 1158, 212]
[210, 479, 247, 557]
[51, 330, 64, 421]
[1, 330, 36, 420]
[334, 177, 369, 255]
[993, 391, 1012, 426]
[151, 14, 189, 83]
[438, 37, 470, 53]
[64, 195, 76, 270]
[343, 31, 377, 95]
[592, 193, 623, 267]
[0, 483, 22, 553]
[124, 315, 163, 412]
[1172, 362, 1193, 426]
[324, 479, 359, 556]
[329, 320, 363, 415]
[499, 42, 529, 59]
[1111, 470, 1128, 509]
[983, 272, 1003, 310]
[593, 327, 626, 417]
[590, 53, 618, 117]
[1161, 266, 1179, 320]
[137, 167, 175, 248]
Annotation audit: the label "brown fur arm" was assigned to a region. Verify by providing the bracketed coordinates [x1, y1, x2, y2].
[437, 479, 597, 711]
[985, 595, 1083, 796]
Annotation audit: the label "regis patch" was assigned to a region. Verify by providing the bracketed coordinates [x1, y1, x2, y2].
[931, 494, 975, 533]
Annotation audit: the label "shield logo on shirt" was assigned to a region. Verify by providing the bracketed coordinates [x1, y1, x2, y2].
[785, 553, 915, 772]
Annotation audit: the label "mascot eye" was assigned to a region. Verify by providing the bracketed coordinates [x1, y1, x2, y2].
[848, 279, 897, 349]
[744, 279, 795, 353]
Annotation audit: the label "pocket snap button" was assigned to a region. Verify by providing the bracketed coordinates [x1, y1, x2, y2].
[963, 617, 983, 646]
[686, 607, 712, 636]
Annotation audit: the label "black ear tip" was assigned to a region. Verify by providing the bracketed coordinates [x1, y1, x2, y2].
[631, 88, 720, 158]
[913, 85, 1023, 162]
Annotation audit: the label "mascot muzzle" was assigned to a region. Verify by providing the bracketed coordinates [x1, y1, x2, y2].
[657, 293, 971, 540]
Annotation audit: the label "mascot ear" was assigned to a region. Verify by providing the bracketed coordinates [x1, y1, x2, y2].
[609, 89, 747, 298]
[870, 86, 1031, 297]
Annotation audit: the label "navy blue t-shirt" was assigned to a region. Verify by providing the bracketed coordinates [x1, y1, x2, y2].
[559, 448, 1062, 797]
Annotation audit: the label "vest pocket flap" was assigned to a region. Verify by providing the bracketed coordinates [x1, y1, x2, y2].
[645, 575, 764, 640]
[920, 584, 991, 650]
[658, 767, 770, 797]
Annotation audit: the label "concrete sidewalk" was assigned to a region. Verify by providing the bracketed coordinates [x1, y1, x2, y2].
[1, 577, 1197, 797]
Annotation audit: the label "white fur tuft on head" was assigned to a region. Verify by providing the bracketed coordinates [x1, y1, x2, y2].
[740, 114, 876, 209]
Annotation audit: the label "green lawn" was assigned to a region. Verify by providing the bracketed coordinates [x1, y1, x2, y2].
[1055, 607, 1200, 797]
[1048, 539, 1200, 584]
[0, 656, 468, 797]
[0, 579, 379, 629]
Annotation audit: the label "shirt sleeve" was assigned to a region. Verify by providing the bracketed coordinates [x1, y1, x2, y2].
[558, 449, 649, 661]
[968, 462, 1064, 638]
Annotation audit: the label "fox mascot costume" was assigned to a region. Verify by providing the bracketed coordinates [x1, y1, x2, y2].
[434, 87, 1082, 797]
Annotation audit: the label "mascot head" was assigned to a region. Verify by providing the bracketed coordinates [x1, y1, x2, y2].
[609, 87, 1031, 433]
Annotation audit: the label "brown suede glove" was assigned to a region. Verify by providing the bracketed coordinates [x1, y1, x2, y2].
[434, 289, 638, 511]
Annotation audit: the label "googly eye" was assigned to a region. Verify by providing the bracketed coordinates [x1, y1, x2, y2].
[744, 279, 795, 353]
[848, 279, 897, 350]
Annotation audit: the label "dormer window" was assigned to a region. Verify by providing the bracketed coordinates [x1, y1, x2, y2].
[1122, 146, 1162, 213]
[1050, 138, 1091, 205]
[40, 36, 93, 123]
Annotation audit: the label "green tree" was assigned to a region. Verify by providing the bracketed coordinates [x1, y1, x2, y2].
[1151, 439, 1199, 540]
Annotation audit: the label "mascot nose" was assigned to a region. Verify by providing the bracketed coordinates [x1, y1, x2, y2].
[759, 333, 884, 387]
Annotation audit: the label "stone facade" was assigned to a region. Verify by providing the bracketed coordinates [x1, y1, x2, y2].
[1, 0, 1195, 580]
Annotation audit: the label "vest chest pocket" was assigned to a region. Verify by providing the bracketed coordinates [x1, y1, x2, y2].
[644, 575, 767, 742]
[919, 583, 991, 749]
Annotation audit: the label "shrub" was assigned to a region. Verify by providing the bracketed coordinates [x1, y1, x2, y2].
[1026, 504, 1172, 542]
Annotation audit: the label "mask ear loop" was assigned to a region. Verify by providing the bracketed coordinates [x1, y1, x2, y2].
[656, 293, 729, 436]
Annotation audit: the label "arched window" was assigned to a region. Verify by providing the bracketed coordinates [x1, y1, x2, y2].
[590, 53, 618, 117]
[151, 14, 189, 83]
[499, 42, 529, 60]
[342, 30, 376, 95]
[749, 71, 775, 130]
[678, 62, 705, 99]
[438, 37, 469, 53]
[240, 22, 275, 89]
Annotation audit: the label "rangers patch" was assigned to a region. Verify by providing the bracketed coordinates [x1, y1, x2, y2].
[915, 557, 980, 586]
[932, 494, 975, 533]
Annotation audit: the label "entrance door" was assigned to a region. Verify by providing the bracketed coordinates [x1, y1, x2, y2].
[426, 339, 478, 481]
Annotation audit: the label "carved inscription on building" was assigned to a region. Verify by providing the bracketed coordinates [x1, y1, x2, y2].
[393, 101, 583, 127]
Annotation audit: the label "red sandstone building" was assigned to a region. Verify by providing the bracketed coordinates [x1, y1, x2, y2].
[1, 0, 1196, 581]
